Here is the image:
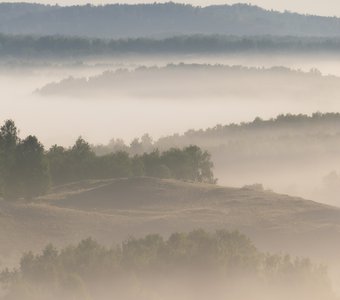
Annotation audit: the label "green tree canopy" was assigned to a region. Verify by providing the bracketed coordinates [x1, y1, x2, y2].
[15, 135, 50, 199]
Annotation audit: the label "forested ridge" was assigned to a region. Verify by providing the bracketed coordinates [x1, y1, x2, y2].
[37, 64, 331, 98]
[1, 3, 340, 38]
[93, 113, 340, 156]
[166, 112, 340, 139]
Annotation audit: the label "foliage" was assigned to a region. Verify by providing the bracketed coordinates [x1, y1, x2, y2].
[0, 121, 49, 200]
[14, 136, 50, 199]
[47, 141, 216, 185]
[0, 120, 216, 201]
[0, 120, 18, 199]
[0, 230, 334, 300]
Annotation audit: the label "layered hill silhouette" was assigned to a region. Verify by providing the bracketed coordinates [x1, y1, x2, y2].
[37, 64, 337, 99]
[1, 3, 340, 38]
[1, 177, 340, 267]
[1, 35, 340, 58]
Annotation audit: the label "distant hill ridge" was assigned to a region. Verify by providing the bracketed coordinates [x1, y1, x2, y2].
[36, 64, 339, 98]
[1, 2, 340, 38]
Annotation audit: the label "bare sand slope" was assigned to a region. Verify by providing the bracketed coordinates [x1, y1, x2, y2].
[1, 177, 340, 267]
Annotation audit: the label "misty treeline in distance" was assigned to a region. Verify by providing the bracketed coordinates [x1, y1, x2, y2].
[2, 3, 340, 38]
[38, 64, 328, 98]
[0, 120, 216, 200]
[92, 112, 340, 203]
[2, 34, 340, 59]
[94, 112, 340, 155]
[0, 229, 335, 300]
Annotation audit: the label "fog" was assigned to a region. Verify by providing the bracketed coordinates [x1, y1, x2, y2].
[2, 53, 340, 207]
[2, 53, 340, 147]
[2, 32, 340, 300]
[1, 230, 338, 300]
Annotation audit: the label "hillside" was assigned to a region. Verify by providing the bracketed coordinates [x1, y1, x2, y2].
[96, 113, 340, 205]
[1, 177, 340, 267]
[1, 3, 340, 38]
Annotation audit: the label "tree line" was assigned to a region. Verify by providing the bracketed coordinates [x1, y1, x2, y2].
[2, 34, 340, 58]
[174, 112, 340, 138]
[92, 112, 340, 156]
[0, 120, 216, 200]
[38, 64, 327, 97]
[0, 229, 334, 300]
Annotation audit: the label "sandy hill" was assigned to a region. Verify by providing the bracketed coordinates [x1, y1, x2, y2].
[1, 177, 340, 267]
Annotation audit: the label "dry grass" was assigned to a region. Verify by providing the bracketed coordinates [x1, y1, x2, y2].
[1, 177, 340, 267]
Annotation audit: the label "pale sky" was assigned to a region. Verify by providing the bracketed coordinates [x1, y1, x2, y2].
[5, 0, 340, 17]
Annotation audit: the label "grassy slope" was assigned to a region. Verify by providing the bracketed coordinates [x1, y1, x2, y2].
[1, 177, 340, 266]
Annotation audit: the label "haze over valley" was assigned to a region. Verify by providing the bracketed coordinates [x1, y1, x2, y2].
[1, 2, 340, 300]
